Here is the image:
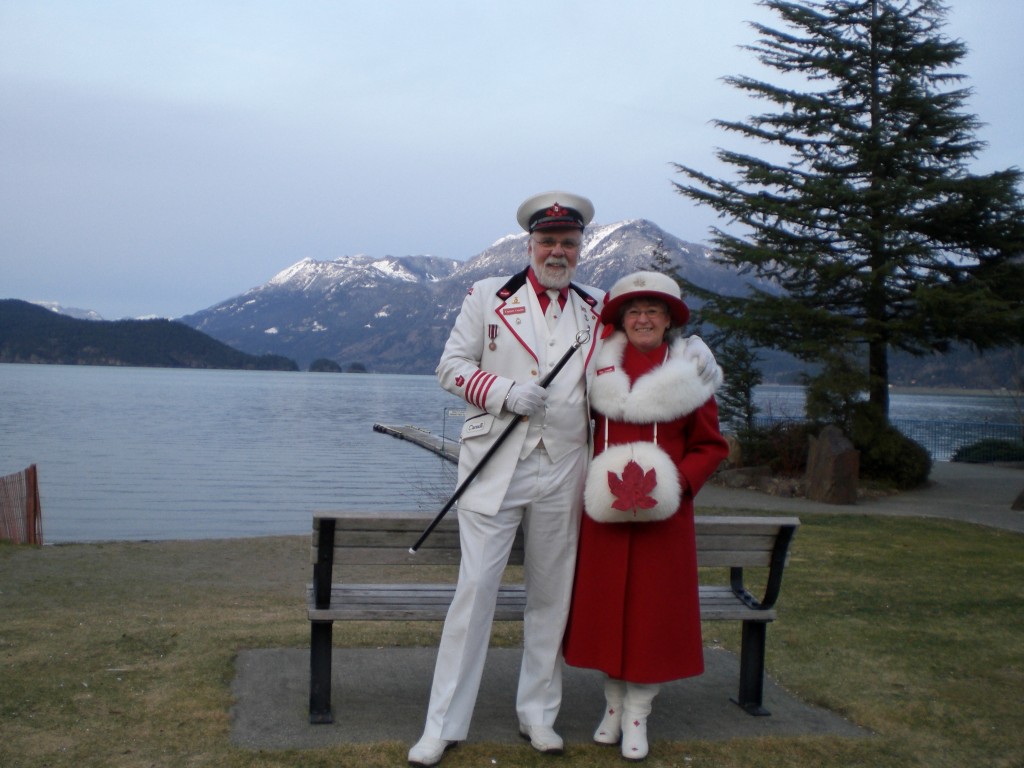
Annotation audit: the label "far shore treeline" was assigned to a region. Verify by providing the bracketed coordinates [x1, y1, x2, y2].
[0, 299, 298, 371]
[2, 297, 1020, 387]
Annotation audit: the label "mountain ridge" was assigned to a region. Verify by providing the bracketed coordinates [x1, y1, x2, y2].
[0, 299, 298, 370]
[179, 219, 742, 374]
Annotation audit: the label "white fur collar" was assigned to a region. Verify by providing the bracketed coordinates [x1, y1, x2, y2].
[590, 332, 720, 423]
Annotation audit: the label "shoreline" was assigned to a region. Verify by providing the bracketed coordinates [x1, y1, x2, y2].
[5, 363, 1021, 397]
[888, 384, 1021, 397]
[759, 380, 1021, 398]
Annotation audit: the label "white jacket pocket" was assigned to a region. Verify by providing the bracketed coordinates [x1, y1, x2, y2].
[461, 412, 495, 441]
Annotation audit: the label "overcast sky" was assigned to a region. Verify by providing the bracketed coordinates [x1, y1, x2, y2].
[2, 1, 1020, 319]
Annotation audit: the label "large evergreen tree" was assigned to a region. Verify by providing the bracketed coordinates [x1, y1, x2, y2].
[673, 0, 1024, 424]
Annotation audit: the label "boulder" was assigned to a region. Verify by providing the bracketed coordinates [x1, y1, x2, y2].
[715, 465, 772, 489]
[724, 433, 743, 468]
[805, 425, 860, 505]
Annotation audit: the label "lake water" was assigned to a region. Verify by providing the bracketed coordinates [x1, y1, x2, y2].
[1, 364, 1019, 543]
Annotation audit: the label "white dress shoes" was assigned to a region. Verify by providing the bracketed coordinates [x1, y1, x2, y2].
[518, 723, 565, 754]
[407, 735, 456, 767]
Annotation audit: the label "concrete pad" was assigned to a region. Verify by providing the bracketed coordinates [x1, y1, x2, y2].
[230, 647, 867, 750]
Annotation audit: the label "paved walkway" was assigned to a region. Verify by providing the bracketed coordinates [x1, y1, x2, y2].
[229, 460, 1022, 753]
[698, 460, 1024, 533]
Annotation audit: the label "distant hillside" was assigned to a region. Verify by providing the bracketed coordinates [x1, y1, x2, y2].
[0, 299, 298, 370]
[181, 220, 751, 374]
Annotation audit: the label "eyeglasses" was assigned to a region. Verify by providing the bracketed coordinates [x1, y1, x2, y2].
[531, 236, 581, 252]
[624, 307, 667, 320]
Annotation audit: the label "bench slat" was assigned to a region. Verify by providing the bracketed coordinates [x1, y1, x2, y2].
[314, 549, 463, 566]
[317, 546, 775, 567]
[310, 543, 523, 565]
[311, 520, 524, 566]
[312, 516, 789, 566]
[315, 530, 462, 549]
[698, 550, 774, 567]
[309, 584, 527, 621]
[316, 545, 776, 568]
[693, 516, 801, 533]
[312, 513, 800, 531]
[696, 532, 781, 549]
[307, 583, 775, 623]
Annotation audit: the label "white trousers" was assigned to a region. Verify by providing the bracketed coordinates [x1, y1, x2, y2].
[422, 444, 586, 741]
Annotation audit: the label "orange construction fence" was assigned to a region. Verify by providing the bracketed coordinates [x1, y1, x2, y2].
[0, 464, 44, 545]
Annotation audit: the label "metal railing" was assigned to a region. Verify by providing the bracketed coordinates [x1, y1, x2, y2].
[450, 404, 1022, 462]
[442, 407, 466, 450]
[889, 418, 1022, 462]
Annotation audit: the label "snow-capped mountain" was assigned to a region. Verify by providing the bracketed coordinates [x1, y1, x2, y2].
[31, 301, 105, 321]
[180, 219, 747, 373]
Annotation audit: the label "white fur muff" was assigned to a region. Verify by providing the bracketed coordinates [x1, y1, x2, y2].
[584, 441, 681, 523]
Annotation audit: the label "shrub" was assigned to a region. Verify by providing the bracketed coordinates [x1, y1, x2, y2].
[733, 410, 933, 490]
[850, 407, 931, 489]
[952, 439, 1024, 463]
[735, 421, 817, 476]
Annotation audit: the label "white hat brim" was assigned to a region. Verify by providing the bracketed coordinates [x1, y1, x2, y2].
[516, 191, 595, 231]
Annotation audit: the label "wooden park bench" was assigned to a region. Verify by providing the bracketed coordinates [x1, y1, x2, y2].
[307, 512, 800, 724]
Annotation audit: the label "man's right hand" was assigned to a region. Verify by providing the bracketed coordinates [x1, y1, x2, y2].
[505, 382, 547, 416]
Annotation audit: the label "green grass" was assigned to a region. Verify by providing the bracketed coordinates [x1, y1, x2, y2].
[1, 514, 1022, 768]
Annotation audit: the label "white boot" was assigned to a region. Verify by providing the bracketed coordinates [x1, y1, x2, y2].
[621, 683, 660, 762]
[593, 677, 626, 745]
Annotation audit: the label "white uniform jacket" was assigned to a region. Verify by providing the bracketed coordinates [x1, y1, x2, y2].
[437, 268, 605, 516]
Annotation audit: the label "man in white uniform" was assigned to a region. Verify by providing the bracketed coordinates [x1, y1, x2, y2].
[409, 191, 717, 766]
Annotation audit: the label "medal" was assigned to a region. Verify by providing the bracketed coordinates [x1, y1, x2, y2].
[488, 324, 498, 351]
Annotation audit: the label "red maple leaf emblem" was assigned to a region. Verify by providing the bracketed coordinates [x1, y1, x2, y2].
[608, 460, 658, 515]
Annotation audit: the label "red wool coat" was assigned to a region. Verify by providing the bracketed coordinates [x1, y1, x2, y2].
[563, 333, 729, 683]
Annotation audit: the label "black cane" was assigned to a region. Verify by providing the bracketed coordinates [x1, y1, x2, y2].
[409, 329, 592, 553]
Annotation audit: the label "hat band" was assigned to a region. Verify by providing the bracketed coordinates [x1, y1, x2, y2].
[528, 205, 584, 231]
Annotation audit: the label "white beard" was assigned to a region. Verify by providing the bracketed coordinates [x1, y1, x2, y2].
[534, 259, 574, 289]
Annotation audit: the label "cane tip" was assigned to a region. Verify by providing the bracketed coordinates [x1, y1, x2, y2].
[408, 547, 417, 555]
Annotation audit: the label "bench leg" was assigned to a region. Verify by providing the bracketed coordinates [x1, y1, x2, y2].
[309, 620, 334, 724]
[731, 620, 771, 716]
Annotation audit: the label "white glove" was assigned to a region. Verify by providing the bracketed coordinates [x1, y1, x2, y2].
[505, 382, 547, 416]
[684, 335, 720, 385]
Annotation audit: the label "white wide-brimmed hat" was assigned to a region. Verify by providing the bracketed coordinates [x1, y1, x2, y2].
[600, 270, 690, 326]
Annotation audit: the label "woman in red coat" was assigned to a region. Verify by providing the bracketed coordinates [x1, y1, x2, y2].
[563, 271, 729, 761]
